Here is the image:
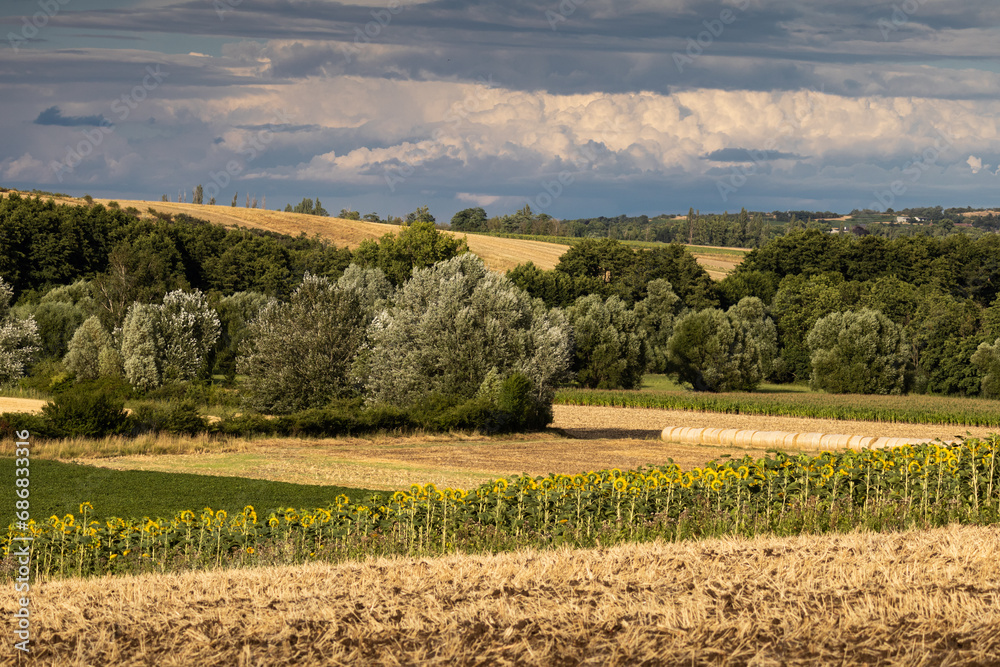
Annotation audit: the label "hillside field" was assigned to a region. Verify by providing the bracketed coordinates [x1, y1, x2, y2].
[84, 196, 743, 276]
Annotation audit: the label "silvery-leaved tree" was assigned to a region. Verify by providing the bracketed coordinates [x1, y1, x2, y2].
[807, 308, 909, 395]
[238, 274, 368, 414]
[64, 316, 116, 380]
[666, 297, 777, 392]
[0, 277, 40, 384]
[360, 253, 572, 411]
[120, 290, 220, 391]
[336, 264, 395, 316]
[159, 290, 221, 383]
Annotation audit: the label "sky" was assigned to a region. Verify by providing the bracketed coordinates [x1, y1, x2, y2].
[1, 0, 999, 221]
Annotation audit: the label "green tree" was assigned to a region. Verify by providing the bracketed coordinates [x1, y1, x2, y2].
[770, 274, 850, 381]
[193, 185, 204, 205]
[238, 274, 368, 413]
[807, 309, 909, 395]
[353, 221, 469, 286]
[120, 290, 220, 390]
[633, 279, 682, 374]
[450, 207, 487, 232]
[666, 297, 777, 392]
[971, 338, 1000, 398]
[210, 291, 272, 380]
[567, 294, 646, 389]
[121, 303, 162, 391]
[361, 254, 571, 410]
[339, 209, 361, 220]
[406, 206, 435, 224]
[157, 290, 221, 383]
[336, 264, 394, 316]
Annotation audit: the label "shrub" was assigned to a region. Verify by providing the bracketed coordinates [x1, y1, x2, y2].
[41, 381, 132, 437]
[130, 401, 208, 436]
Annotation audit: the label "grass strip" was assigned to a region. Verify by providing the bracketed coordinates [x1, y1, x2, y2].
[0, 458, 375, 527]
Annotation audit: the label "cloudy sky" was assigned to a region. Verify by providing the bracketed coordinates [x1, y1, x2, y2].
[2, 0, 999, 220]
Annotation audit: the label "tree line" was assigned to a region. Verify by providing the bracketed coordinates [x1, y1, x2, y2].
[3, 193, 1000, 430]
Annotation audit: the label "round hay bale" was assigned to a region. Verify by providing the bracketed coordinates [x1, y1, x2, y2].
[796, 433, 824, 449]
[718, 429, 740, 446]
[819, 434, 853, 449]
[847, 435, 875, 450]
[700, 427, 725, 445]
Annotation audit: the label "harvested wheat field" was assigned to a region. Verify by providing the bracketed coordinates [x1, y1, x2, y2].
[553, 404, 996, 443]
[0, 397, 45, 414]
[73, 431, 812, 492]
[95, 199, 567, 272]
[8, 523, 1000, 665]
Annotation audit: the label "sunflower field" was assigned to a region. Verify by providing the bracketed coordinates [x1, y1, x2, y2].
[4, 436, 1000, 580]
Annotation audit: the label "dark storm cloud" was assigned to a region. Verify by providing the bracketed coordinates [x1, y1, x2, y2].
[11, 0, 998, 100]
[705, 148, 802, 162]
[34, 106, 109, 127]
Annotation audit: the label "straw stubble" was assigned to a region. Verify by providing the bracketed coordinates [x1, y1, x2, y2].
[8, 523, 1000, 665]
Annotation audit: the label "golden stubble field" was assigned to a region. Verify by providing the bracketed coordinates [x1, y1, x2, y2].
[95, 198, 568, 272]
[7, 523, 1000, 665]
[59, 404, 996, 493]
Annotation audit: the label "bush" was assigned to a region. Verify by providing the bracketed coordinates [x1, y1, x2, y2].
[0, 412, 58, 440]
[130, 401, 208, 436]
[211, 412, 276, 437]
[41, 381, 132, 437]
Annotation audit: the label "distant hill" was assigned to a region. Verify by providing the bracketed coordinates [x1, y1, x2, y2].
[6, 191, 744, 278]
[95, 198, 569, 273]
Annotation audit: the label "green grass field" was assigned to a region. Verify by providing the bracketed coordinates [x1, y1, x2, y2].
[0, 458, 374, 527]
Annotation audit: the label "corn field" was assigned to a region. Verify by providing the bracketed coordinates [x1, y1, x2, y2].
[556, 388, 1000, 426]
[4, 436, 1000, 580]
